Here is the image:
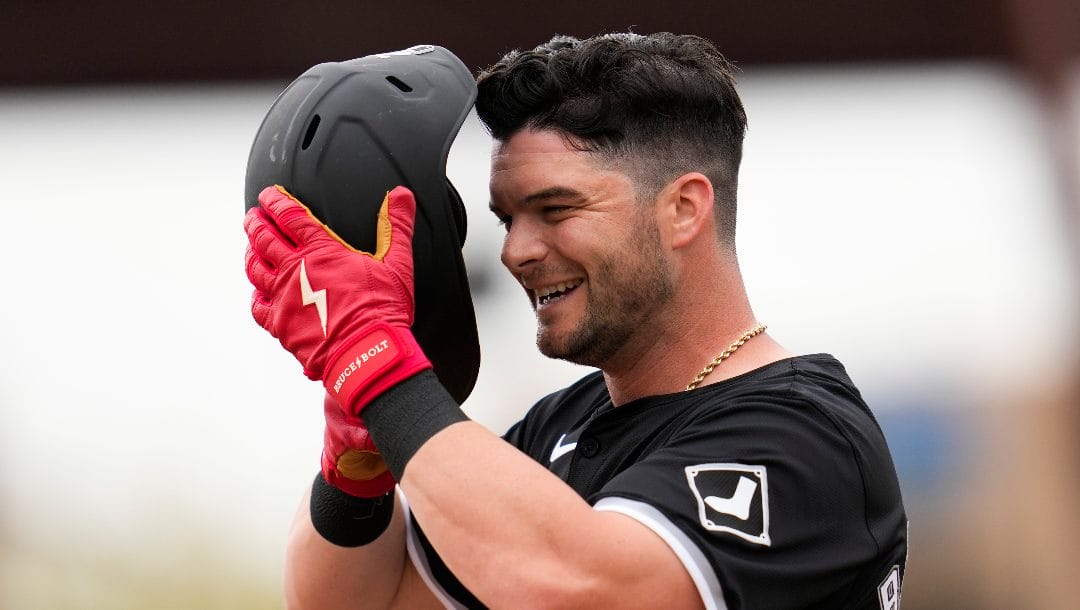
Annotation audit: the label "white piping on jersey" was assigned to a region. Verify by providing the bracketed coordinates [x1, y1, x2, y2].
[399, 489, 468, 610]
[594, 496, 728, 610]
[401, 489, 728, 609]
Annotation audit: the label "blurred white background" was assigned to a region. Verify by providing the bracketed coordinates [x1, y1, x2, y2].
[1, 60, 1078, 608]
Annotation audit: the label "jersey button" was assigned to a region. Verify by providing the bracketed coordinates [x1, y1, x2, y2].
[580, 437, 600, 457]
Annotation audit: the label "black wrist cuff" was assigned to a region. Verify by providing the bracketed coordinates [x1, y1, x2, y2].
[361, 369, 468, 481]
[309, 472, 394, 547]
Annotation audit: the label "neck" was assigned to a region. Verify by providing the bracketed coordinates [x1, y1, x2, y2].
[601, 256, 793, 406]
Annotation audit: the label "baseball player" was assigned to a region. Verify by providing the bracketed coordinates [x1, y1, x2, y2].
[244, 32, 908, 609]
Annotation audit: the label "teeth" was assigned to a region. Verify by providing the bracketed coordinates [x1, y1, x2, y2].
[536, 279, 583, 300]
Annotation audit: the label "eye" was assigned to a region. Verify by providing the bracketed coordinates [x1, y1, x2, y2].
[494, 214, 512, 230]
[543, 205, 571, 217]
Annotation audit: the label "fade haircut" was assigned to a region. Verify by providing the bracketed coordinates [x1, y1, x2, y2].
[475, 32, 748, 245]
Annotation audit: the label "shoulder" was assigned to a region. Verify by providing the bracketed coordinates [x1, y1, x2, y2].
[674, 354, 883, 447]
[660, 355, 898, 502]
[600, 354, 904, 552]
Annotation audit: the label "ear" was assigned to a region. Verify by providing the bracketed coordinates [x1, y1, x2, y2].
[661, 172, 714, 249]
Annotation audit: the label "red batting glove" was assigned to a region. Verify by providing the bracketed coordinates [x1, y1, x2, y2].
[244, 185, 432, 414]
[321, 393, 396, 497]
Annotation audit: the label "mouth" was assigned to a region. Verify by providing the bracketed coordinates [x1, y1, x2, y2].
[533, 278, 584, 308]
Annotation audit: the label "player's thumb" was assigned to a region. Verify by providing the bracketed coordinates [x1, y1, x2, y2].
[375, 186, 417, 267]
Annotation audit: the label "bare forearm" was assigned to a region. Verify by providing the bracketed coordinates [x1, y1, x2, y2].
[283, 486, 408, 610]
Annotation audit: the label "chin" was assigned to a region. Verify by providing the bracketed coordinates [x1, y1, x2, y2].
[536, 330, 602, 368]
[536, 330, 576, 363]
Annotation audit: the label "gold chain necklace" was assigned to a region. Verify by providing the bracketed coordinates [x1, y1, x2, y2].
[686, 324, 768, 390]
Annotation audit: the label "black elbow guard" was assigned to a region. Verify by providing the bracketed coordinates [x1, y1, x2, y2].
[309, 472, 395, 547]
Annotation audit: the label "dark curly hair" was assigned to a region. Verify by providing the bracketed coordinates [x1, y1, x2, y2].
[476, 32, 748, 244]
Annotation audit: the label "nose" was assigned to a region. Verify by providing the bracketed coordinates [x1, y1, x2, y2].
[500, 217, 547, 275]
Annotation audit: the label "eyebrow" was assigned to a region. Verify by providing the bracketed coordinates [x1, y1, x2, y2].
[523, 186, 586, 205]
[489, 186, 587, 213]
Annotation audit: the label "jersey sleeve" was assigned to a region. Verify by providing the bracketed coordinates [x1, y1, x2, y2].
[591, 398, 906, 609]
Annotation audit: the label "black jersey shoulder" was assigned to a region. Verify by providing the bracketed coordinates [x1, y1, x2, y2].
[501, 369, 607, 453]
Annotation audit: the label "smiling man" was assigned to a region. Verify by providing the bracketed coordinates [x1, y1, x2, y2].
[246, 32, 908, 609]
[489, 130, 679, 376]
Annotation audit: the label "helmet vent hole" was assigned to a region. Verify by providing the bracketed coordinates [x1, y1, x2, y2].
[386, 76, 413, 93]
[301, 114, 321, 150]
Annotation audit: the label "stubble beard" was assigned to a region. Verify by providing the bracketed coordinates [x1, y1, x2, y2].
[536, 217, 675, 368]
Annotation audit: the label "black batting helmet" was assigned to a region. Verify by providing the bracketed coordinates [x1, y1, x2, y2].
[244, 45, 480, 404]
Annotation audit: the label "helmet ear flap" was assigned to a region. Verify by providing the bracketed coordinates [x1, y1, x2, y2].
[446, 180, 467, 248]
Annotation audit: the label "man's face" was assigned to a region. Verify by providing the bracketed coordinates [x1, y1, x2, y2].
[488, 129, 675, 368]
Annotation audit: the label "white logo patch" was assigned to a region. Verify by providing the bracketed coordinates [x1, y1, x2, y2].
[685, 463, 770, 546]
[878, 565, 901, 610]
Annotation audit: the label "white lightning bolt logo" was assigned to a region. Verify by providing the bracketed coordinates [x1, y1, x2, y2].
[299, 259, 328, 337]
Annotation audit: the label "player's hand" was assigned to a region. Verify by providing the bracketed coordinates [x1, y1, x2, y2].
[321, 393, 395, 497]
[244, 185, 432, 413]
